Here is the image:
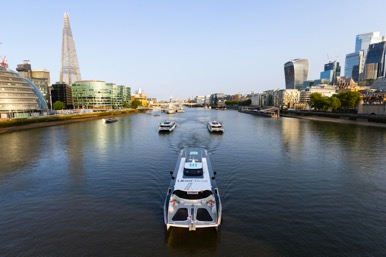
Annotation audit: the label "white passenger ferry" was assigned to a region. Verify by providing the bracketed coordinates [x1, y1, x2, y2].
[164, 147, 222, 231]
[207, 121, 224, 133]
[159, 121, 177, 132]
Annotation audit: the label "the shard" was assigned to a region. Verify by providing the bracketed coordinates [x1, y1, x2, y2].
[60, 12, 81, 85]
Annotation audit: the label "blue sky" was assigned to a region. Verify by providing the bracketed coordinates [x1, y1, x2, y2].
[2, 0, 386, 100]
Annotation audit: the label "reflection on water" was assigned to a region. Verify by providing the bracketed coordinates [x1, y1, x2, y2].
[1, 109, 386, 256]
[165, 228, 219, 255]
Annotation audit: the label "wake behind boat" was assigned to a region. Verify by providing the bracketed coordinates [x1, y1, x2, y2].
[164, 147, 222, 231]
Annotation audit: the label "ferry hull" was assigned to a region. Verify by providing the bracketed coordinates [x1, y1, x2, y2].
[164, 147, 222, 231]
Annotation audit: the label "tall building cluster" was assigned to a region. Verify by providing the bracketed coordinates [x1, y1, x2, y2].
[0, 12, 132, 118]
[345, 32, 386, 81]
[283, 32, 386, 91]
[257, 31, 386, 110]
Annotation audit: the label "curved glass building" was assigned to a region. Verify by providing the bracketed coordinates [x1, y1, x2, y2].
[0, 66, 48, 118]
[284, 59, 309, 89]
[72, 80, 112, 109]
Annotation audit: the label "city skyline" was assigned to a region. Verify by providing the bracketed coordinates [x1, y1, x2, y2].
[2, 0, 386, 100]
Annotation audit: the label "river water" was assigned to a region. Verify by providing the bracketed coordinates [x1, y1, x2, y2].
[1, 108, 386, 256]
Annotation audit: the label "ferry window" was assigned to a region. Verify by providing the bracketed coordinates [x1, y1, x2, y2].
[197, 208, 213, 221]
[183, 168, 203, 176]
[172, 208, 188, 221]
[173, 190, 212, 200]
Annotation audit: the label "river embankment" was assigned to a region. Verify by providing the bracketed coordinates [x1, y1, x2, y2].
[0, 109, 145, 134]
[281, 110, 386, 128]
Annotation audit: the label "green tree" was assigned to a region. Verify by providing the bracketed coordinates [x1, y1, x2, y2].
[329, 96, 341, 111]
[335, 91, 361, 109]
[53, 101, 65, 110]
[322, 98, 331, 111]
[225, 99, 251, 106]
[309, 93, 325, 110]
[241, 99, 251, 106]
[131, 99, 140, 109]
[123, 101, 130, 108]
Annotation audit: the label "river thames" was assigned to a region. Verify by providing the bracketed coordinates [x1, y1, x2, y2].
[1, 108, 386, 256]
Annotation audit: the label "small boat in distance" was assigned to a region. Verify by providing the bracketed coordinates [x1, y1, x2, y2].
[164, 147, 222, 231]
[165, 104, 176, 114]
[176, 105, 185, 113]
[104, 117, 118, 123]
[159, 121, 177, 132]
[207, 121, 224, 133]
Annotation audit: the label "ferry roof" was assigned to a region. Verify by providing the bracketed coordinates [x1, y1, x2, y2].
[174, 155, 212, 192]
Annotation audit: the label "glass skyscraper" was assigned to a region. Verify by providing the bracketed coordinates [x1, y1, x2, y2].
[284, 59, 309, 89]
[345, 32, 385, 80]
[364, 41, 386, 80]
[60, 12, 81, 85]
[344, 51, 363, 81]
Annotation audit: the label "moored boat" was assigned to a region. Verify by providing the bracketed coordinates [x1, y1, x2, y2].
[104, 117, 118, 123]
[176, 105, 185, 113]
[164, 147, 222, 231]
[239, 107, 280, 118]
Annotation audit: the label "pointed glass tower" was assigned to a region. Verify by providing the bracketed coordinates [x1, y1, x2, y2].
[60, 12, 81, 85]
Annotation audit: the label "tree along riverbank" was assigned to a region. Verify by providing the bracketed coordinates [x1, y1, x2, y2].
[0, 109, 145, 134]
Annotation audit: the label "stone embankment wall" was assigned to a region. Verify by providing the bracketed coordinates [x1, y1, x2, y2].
[282, 110, 386, 124]
[358, 103, 386, 116]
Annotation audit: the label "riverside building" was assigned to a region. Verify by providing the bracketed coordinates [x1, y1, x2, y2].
[0, 65, 48, 118]
[51, 82, 73, 109]
[16, 60, 51, 109]
[71, 80, 130, 109]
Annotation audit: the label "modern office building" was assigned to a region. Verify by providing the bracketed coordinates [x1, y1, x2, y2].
[345, 32, 385, 80]
[364, 41, 386, 80]
[51, 82, 73, 109]
[320, 61, 341, 84]
[60, 12, 81, 85]
[107, 83, 131, 109]
[344, 51, 363, 81]
[72, 80, 112, 109]
[0, 65, 48, 118]
[355, 32, 384, 53]
[71, 80, 130, 109]
[119, 85, 131, 107]
[284, 59, 309, 89]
